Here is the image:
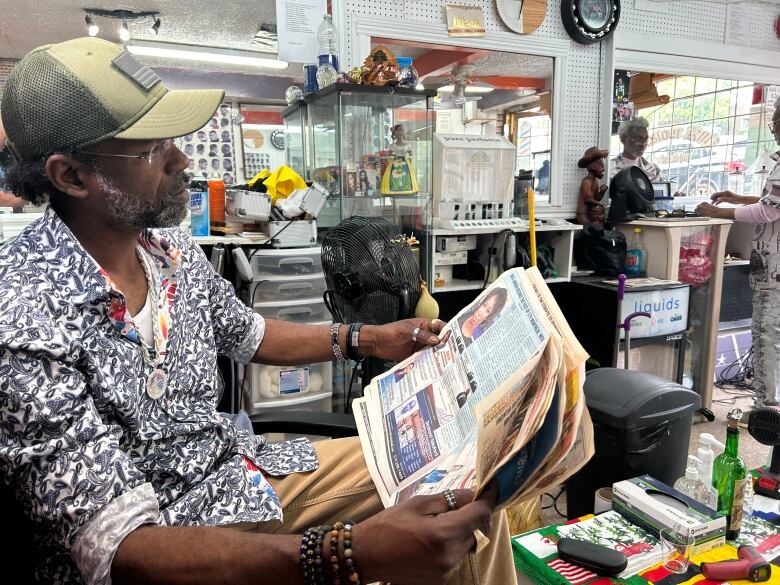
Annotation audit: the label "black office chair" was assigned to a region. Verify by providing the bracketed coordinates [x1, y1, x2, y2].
[2, 413, 357, 584]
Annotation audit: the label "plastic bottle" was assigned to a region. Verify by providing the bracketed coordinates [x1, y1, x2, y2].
[623, 227, 646, 277]
[696, 433, 725, 510]
[316, 56, 338, 89]
[317, 14, 339, 72]
[208, 174, 225, 224]
[189, 178, 209, 236]
[397, 57, 419, 89]
[673, 455, 710, 505]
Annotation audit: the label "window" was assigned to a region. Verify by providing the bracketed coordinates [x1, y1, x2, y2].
[611, 75, 778, 196]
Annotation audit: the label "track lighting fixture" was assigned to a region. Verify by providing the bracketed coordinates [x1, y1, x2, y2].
[119, 21, 130, 42]
[82, 9, 161, 41]
[85, 14, 99, 36]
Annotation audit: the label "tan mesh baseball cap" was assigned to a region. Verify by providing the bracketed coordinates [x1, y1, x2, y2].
[1, 37, 224, 161]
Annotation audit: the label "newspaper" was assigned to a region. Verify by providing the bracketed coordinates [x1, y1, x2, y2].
[353, 267, 594, 508]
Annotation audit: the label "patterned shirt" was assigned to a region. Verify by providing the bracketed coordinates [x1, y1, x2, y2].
[0, 207, 318, 584]
[609, 154, 665, 182]
[747, 152, 780, 290]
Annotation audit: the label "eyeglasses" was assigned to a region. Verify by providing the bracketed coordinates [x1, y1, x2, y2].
[655, 208, 697, 218]
[81, 138, 184, 165]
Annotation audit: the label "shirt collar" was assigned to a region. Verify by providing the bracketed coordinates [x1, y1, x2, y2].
[35, 206, 182, 306]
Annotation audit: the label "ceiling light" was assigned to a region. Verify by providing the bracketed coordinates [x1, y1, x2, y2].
[85, 14, 99, 36]
[119, 20, 130, 42]
[127, 41, 289, 69]
[439, 82, 494, 94]
[152, 17, 161, 35]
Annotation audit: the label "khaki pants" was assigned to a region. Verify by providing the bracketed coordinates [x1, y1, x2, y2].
[265, 437, 518, 585]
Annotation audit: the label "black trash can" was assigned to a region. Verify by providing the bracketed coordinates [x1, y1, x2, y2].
[566, 368, 701, 519]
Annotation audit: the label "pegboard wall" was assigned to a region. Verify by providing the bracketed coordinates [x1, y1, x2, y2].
[341, 0, 605, 214]
[622, 1, 780, 51]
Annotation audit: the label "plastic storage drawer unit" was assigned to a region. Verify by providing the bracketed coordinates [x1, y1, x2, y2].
[246, 297, 331, 322]
[243, 361, 333, 408]
[248, 274, 327, 304]
[249, 246, 323, 277]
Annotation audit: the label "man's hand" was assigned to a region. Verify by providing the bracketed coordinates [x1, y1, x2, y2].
[353, 489, 493, 585]
[360, 318, 448, 361]
[710, 190, 745, 205]
[696, 202, 732, 219]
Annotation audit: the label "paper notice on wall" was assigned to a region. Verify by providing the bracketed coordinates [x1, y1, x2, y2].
[725, 3, 750, 47]
[275, 0, 327, 64]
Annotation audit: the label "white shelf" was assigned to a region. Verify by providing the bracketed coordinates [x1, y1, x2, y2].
[431, 275, 570, 294]
[432, 222, 581, 237]
[251, 390, 332, 410]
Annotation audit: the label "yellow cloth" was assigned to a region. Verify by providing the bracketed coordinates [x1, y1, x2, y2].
[248, 169, 271, 188]
[262, 166, 306, 205]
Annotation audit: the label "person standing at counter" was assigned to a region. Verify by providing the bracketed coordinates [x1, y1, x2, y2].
[0, 121, 25, 208]
[696, 98, 780, 406]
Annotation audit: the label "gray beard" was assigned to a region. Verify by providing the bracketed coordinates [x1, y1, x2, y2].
[96, 172, 187, 229]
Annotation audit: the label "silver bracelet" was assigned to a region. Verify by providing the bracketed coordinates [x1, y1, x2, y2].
[331, 322, 345, 361]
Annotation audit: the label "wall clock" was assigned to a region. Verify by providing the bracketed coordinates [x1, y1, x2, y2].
[561, 0, 620, 44]
[270, 129, 286, 150]
[495, 0, 548, 35]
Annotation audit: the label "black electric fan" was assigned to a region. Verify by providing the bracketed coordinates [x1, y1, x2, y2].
[607, 167, 655, 222]
[322, 216, 421, 325]
[321, 216, 422, 404]
[747, 407, 780, 499]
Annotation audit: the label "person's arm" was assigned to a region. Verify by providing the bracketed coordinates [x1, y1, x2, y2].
[113, 489, 494, 585]
[733, 202, 780, 224]
[0, 190, 25, 207]
[253, 318, 445, 365]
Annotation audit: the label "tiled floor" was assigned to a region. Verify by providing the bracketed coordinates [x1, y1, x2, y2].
[540, 383, 770, 526]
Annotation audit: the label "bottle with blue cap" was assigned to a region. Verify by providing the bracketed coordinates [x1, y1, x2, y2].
[397, 57, 419, 89]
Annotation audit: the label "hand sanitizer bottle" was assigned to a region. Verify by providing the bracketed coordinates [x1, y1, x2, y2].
[674, 455, 710, 505]
[696, 433, 725, 510]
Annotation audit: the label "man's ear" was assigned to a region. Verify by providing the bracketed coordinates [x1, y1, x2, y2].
[45, 154, 94, 200]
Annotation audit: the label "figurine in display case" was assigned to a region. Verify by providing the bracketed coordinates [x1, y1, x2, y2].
[381, 124, 419, 195]
[575, 146, 609, 225]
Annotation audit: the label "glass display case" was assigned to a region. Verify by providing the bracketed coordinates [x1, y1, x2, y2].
[281, 83, 435, 277]
[281, 99, 310, 180]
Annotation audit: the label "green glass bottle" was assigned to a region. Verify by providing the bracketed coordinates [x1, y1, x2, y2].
[712, 408, 747, 540]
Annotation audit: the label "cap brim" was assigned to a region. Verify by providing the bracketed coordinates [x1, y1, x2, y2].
[115, 88, 225, 140]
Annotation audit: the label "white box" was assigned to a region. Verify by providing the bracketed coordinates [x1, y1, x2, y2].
[433, 134, 515, 211]
[436, 235, 477, 252]
[435, 251, 468, 265]
[269, 220, 317, 248]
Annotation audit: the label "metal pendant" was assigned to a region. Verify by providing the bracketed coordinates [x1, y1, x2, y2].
[146, 368, 168, 399]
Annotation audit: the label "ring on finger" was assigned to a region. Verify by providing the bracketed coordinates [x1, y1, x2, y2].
[412, 326, 421, 342]
[443, 488, 457, 511]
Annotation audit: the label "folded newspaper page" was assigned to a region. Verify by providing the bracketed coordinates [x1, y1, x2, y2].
[353, 267, 594, 508]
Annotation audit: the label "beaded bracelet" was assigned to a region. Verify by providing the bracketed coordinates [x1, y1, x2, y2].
[330, 521, 344, 585]
[300, 525, 330, 585]
[331, 322, 345, 361]
[343, 520, 361, 585]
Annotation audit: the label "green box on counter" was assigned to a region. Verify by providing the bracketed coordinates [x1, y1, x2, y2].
[612, 475, 726, 555]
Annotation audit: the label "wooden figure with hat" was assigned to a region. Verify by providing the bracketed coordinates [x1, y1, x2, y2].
[575, 146, 609, 225]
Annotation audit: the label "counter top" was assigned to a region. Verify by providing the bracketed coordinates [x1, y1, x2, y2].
[613, 217, 732, 228]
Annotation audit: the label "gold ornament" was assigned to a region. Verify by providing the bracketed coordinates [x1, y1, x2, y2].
[414, 281, 440, 320]
[347, 67, 363, 84]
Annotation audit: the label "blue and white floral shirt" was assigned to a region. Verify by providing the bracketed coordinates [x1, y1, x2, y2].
[0, 207, 318, 584]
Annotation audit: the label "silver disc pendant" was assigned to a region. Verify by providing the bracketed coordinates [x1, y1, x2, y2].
[146, 368, 168, 399]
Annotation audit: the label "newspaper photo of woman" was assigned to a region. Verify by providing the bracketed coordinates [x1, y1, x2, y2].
[457, 287, 509, 348]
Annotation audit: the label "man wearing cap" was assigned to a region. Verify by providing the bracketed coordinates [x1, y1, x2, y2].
[0, 38, 517, 585]
[575, 146, 609, 224]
